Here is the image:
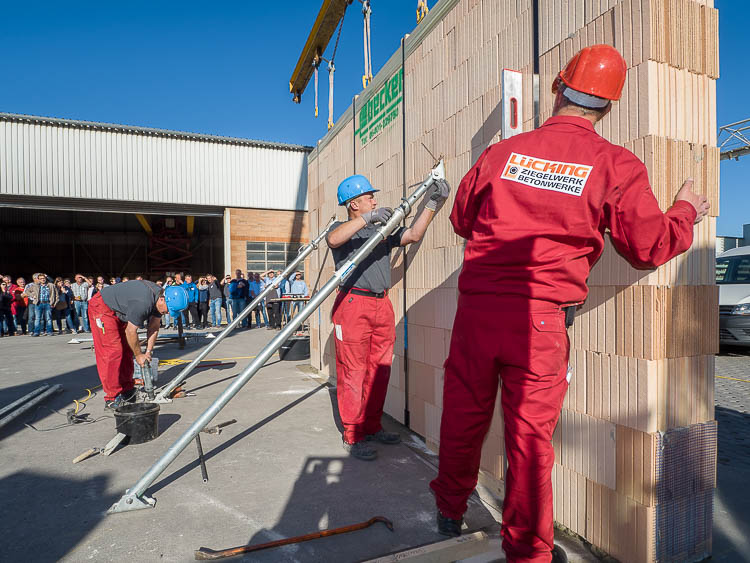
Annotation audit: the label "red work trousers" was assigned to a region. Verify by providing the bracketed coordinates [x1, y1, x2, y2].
[331, 290, 396, 444]
[88, 293, 135, 401]
[430, 295, 569, 563]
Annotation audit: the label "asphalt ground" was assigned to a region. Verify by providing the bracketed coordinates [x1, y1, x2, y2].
[6, 325, 746, 562]
[1, 326, 597, 562]
[713, 347, 750, 562]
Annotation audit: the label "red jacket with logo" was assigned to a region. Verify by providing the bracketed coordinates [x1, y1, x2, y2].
[450, 116, 697, 305]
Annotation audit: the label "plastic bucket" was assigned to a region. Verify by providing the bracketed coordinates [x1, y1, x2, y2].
[114, 402, 160, 444]
[279, 335, 310, 361]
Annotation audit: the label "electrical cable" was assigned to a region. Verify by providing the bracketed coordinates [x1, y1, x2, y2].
[24, 405, 112, 432]
[72, 384, 102, 414]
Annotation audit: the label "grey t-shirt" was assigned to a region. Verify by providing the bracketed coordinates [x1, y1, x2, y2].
[101, 280, 162, 326]
[330, 221, 406, 293]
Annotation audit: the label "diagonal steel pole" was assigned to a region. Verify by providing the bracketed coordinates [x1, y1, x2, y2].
[107, 161, 445, 514]
[152, 217, 337, 403]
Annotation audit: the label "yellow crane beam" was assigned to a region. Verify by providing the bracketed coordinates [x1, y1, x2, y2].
[289, 0, 353, 103]
[135, 214, 152, 236]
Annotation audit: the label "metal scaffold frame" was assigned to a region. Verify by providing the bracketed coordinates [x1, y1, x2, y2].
[719, 117, 750, 161]
[107, 160, 446, 514]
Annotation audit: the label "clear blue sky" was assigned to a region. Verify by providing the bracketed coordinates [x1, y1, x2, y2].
[0, 1, 745, 235]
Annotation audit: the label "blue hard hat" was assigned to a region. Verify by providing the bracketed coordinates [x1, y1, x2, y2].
[164, 285, 188, 317]
[336, 174, 379, 206]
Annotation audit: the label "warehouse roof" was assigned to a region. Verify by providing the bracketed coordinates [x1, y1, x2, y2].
[0, 112, 313, 153]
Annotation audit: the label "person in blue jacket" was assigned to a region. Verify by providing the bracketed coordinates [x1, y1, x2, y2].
[183, 274, 199, 328]
[228, 270, 248, 325]
[289, 272, 309, 317]
[278, 272, 293, 323]
[197, 276, 210, 329]
[247, 272, 263, 329]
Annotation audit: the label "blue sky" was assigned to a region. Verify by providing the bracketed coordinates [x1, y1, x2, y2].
[0, 1, 745, 235]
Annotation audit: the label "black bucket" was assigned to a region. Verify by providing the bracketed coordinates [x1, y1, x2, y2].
[114, 402, 160, 444]
[279, 335, 310, 361]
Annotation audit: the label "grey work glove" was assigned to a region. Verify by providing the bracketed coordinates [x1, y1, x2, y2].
[425, 179, 451, 211]
[362, 207, 394, 227]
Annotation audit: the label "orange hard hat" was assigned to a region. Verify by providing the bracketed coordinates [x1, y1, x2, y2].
[554, 44, 627, 106]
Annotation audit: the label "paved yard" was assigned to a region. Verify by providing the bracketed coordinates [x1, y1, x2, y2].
[714, 348, 750, 562]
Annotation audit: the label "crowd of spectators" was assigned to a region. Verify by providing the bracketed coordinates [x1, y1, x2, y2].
[0, 269, 310, 338]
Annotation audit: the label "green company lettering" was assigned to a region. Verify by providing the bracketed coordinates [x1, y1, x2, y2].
[356, 69, 403, 147]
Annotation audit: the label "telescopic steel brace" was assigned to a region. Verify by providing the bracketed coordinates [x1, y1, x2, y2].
[107, 161, 445, 515]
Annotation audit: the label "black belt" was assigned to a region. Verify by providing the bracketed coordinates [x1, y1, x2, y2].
[345, 288, 385, 299]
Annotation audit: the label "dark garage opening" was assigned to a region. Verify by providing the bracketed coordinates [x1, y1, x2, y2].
[1, 207, 224, 281]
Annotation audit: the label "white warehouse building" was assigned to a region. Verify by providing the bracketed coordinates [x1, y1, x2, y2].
[0, 112, 311, 279]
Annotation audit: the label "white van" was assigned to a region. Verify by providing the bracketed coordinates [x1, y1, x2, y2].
[716, 246, 750, 347]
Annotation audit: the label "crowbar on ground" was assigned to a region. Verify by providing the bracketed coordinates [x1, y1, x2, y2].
[194, 516, 394, 560]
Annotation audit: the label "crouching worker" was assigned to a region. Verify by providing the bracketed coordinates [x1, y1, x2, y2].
[89, 280, 188, 409]
[326, 174, 450, 460]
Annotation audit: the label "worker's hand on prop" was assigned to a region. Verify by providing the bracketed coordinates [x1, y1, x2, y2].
[425, 179, 451, 211]
[674, 178, 710, 223]
[135, 353, 149, 367]
[362, 207, 394, 227]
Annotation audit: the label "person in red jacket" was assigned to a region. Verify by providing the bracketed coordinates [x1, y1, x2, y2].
[327, 174, 451, 461]
[429, 45, 709, 563]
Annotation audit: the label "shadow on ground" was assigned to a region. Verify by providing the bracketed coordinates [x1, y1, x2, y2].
[0, 471, 117, 563]
[713, 405, 750, 561]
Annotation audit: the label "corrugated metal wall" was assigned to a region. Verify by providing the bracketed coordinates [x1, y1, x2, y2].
[0, 116, 309, 211]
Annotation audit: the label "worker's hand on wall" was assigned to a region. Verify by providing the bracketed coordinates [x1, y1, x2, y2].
[674, 178, 710, 223]
[425, 179, 451, 211]
[362, 207, 394, 226]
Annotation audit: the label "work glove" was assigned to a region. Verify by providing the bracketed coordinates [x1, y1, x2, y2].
[362, 207, 394, 227]
[425, 179, 451, 211]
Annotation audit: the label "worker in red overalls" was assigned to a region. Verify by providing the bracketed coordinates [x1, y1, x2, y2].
[327, 174, 450, 461]
[429, 45, 710, 562]
[89, 280, 188, 409]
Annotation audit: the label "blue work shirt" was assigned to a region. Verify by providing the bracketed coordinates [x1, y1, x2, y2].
[228, 280, 241, 299]
[248, 280, 261, 299]
[290, 280, 309, 295]
[184, 282, 198, 303]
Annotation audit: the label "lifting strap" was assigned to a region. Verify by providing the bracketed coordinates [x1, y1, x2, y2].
[417, 0, 429, 24]
[362, 0, 373, 88]
[326, 16, 345, 129]
[313, 56, 320, 118]
[327, 60, 335, 130]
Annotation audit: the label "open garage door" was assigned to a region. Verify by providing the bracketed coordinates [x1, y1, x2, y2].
[1, 205, 224, 281]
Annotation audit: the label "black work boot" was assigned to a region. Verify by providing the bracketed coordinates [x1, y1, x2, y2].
[366, 429, 401, 444]
[120, 388, 137, 404]
[551, 545, 568, 563]
[105, 395, 126, 410]
[342, 439, 377, 461]
[436, 510, 463, 537]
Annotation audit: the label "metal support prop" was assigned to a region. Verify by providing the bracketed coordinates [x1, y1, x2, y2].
[107, 161, 445, 514]
[153, 217, 337, 404]
[0, 385, 63, 430]
[195, 435, 208, 483]
[0, 385, 50, 419]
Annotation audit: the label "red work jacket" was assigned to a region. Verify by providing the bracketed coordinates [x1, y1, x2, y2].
[450, 116, 697, 305]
